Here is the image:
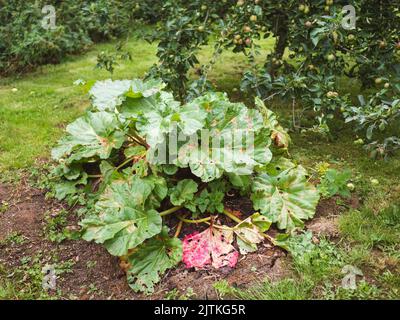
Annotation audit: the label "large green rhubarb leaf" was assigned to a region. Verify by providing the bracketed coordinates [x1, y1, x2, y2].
[176, 93, 272, 182]
[127, 227, 182, 294]
[80, 177, 167, 256]
[95, 177, 153, 211]
[51, 111, 125, 162]
[80, 207, 162, 257]
[126, 79, 166, 98]
[89, 79, 165, 111]
[136, 92, 207, 148]
[89, 79, 132, 111]
[251, 166, 320, 231]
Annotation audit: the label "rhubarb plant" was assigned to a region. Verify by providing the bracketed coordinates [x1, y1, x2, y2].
[49, 78, 319, 294]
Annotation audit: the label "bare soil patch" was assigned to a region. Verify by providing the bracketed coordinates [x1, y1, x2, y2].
[0, 181, 357, 299]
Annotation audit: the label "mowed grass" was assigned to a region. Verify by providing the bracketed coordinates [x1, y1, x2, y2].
[0, 28, 399, 300]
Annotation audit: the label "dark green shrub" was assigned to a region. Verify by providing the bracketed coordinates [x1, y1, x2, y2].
[0, 0, 134, 75]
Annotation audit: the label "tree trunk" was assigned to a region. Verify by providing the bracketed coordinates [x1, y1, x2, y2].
[269, 12, 289, 78]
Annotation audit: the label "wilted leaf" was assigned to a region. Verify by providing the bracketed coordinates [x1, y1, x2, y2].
[182, 225, 238, 269]
[234, 213, 271, 254]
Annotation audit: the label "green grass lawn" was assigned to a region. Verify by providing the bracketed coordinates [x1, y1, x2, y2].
[0, 29, 399, 300]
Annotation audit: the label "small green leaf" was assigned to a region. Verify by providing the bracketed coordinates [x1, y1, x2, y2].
[318, 168, 352, 198]
[170, 179, 198, 206]
[163, 164, 179, 175]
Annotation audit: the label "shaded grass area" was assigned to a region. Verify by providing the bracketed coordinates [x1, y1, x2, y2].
[0, 30, 399, 300]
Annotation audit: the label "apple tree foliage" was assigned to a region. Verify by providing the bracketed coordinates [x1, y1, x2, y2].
[141, 0, 400, 157]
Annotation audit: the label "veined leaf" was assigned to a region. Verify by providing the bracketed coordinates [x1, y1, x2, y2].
[136, 92, 207, 148]
[96, 176, 167, 212]
[80, 177, 168, 256]
[126, 79, 166, 98]
[120, 91, 180, 120]
[51, 111, 125, 162]
[80, 206, 162, 257]
[251, 166, 320, 231]
[175, 95, 272, 182]
[182, 225, 238, 269]
[127, 227, 182, 294]
[89, 79, 132, 111]
[234, 213, 271, 254]
[121, 95, 159, 118]
[96, 177, 155, 211]
[89, 79, 165, 112]
[170, 179, 198, 206]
